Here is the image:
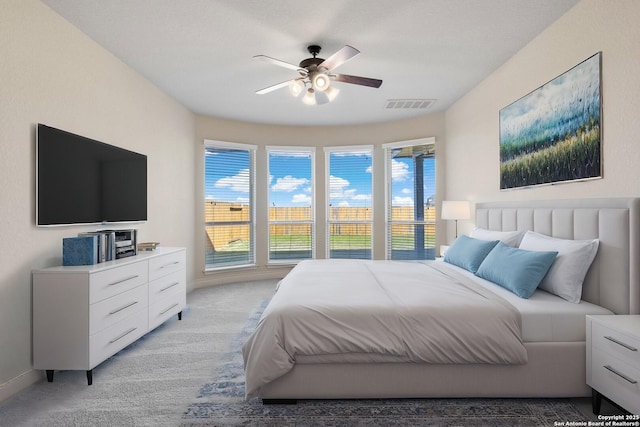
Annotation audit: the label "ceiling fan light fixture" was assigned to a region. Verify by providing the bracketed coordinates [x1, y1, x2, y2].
[302, 88, 316, 105]
[325, 85, 339, 102]
[288, 79, 305, 97]
[311, 72, 330, 92]
[254, 44, 381, 106]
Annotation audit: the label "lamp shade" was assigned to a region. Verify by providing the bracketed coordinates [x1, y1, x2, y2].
[441, 201, 471, 220]
[288, 79, 305, 97]
[311, 72, 330, 92]
[302, 88, 316, 105]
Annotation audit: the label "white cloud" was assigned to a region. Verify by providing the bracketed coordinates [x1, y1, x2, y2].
[292, 193, 311, 204]
[215, 169, 250, 193]
[391, 159, 410, 182]
[329, 175, 371, 204]
[271, 175, 309, 192]
[329, 175, 350, 198]
[401, 188, 412, 194]
[393, 196, 414, 206]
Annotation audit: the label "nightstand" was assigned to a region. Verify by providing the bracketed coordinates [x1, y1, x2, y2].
[586, 315, 640, 415]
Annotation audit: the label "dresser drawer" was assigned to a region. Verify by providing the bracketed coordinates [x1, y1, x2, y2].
[90, 285, 148, 335]
[89, 309, 147, 368]
[90, 262, 148, 304]
[592, 321, 640, 367]
[591, 349, 640, 414]
[149, 250, 185, 281]
[149, 270, 185, 305]
[149, 290, 186, 330]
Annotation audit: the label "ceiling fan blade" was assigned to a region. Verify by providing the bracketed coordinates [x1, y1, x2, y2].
[332, 73, 383, 88]
[318, 45, 360, 71]
[253, 55, 304, 72]
[256, 79, 295, 95]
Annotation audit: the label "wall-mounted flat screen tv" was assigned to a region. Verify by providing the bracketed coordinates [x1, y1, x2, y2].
[36, 124, 147, 226]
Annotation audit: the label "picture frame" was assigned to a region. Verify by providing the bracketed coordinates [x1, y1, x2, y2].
[499, 52, 602, 190]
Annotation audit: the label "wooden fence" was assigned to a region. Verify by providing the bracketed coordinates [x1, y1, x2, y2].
[205, 201, 436, 250]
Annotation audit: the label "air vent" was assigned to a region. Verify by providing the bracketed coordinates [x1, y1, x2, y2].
[385, 99, 435, 110]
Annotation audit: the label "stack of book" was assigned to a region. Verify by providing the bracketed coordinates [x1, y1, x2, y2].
[78, 231, 116, 263]
[62, 232, 117, 266]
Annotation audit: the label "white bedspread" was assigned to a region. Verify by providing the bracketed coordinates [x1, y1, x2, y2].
[242, 259, 528, 399]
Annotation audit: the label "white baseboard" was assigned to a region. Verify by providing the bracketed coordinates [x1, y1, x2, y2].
[195, 267, 288, 289]
[0, 369, 42, 403]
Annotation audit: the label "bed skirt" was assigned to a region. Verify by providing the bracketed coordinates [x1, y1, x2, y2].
[259, 341, 589, 400]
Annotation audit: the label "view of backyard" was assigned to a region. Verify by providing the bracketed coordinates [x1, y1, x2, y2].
[205, 202, 436, 266]
[204, 142, 436, 269]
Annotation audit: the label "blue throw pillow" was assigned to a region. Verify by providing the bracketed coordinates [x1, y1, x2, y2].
[475, 242, 558, 298]
[443, 235, 499, 274]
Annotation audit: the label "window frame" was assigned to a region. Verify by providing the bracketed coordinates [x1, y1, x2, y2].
[203, 139, 257, 271]
[266, 146, 316, 265]
[324, 145, 374, 260]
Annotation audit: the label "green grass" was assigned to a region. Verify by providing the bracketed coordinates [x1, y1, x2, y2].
[501, 125, 600, 189]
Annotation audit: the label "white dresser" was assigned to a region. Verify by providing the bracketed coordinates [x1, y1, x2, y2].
[586, 315, 640, 415]
[33, 247, 186, 384]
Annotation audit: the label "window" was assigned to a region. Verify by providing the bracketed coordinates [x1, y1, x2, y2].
[204, 140, 256, 270]
[325, 146, 373, 259]
[383, 138, 436, 260]
[267, 147, 315, 263]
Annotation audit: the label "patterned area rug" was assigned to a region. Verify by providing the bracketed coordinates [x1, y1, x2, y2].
[181, 300, 585, 426]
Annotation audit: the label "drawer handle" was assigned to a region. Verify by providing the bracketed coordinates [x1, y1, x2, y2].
[108, 301, 138, 315]
[603, 365, 638, 384]
[160, 282, 180, 292]
[160, 261, 180, 269]
[109, 327, 137, 344]
[108, 275, 139, 286]
[604, 335, 638, 352]
[160, 303, 179, 315]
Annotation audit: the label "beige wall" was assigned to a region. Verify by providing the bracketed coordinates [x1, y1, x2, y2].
[0, 1, 195, 400]
[445, 0, 640, 239]
[194, 114, 446, 287]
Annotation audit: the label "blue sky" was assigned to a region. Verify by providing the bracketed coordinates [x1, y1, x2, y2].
[205, 148, 435, 208]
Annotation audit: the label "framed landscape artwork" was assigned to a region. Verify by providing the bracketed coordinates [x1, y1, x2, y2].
[499, 52, 602, 190]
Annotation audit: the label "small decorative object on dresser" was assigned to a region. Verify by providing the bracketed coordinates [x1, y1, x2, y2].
[586, 315, 640, 415]
[138, 242, 160, 252]
[32, 247, 186, 385]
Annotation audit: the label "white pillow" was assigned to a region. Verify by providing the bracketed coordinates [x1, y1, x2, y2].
[470, 227, 525, 247]
[518, 231, 599, 303]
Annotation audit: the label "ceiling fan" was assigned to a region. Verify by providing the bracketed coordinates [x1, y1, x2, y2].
[254, 45, 383, 105]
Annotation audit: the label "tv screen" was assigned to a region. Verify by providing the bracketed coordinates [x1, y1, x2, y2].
[36, 124, 147, 226]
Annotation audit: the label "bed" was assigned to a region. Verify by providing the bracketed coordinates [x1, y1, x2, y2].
[243, 198, 640, 402]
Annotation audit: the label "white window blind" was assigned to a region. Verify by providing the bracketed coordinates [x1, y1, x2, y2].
[383, 138, 436, 260]
[267, 146, 315, 263]
[204, 140, 256, 270]
[325, 146, 373, 259]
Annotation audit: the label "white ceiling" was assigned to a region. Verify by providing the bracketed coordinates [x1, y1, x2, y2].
[41, 0, 579, 127]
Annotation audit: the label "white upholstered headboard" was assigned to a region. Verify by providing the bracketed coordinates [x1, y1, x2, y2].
[476, 198, 640, 315]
